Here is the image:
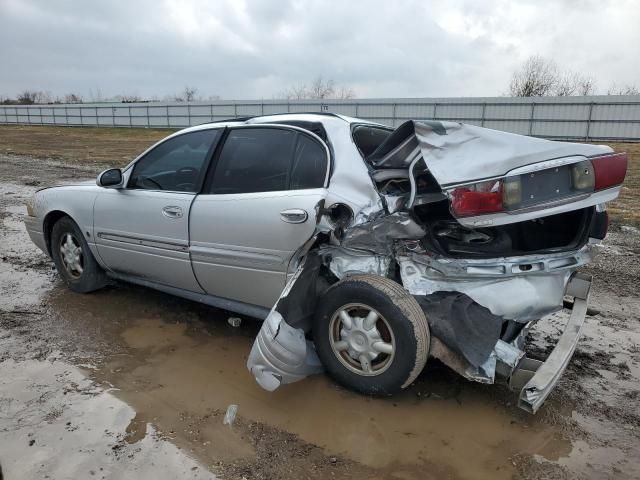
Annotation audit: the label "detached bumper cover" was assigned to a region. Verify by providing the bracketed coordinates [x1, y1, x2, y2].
[513, 272, 592, 413]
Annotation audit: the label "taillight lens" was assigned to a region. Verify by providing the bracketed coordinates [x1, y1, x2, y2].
[450, 180, 503, 217]
[591, 153, 627, 190]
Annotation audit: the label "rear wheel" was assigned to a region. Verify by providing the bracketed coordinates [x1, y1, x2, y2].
[313, 275, 430, 395]
[50, 216, 107, 293]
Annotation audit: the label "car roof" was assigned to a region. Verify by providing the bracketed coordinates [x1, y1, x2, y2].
[181, 113, 390, 134]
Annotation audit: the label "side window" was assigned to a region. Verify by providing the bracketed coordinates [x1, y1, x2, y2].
[352, 125, 393, 157]
[129, 129, 220, 192]
[209, 128, 296, 194]
[290, 134, 327, 189]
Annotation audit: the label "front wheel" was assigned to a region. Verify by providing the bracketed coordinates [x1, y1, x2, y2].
[313, 275, 430, 395]
[50, 216, 107, 293]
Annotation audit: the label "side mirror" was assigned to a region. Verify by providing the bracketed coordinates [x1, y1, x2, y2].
[97, 168, 123, 188]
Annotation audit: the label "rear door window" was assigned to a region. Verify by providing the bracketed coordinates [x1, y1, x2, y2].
[290, 133, 327, 189]
[207, 128, 327, 194]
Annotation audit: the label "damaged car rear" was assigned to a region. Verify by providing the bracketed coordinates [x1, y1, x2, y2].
[246, 116, 627, 414]
[24, 113, 627, 414]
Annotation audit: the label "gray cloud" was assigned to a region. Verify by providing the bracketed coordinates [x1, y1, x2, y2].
[1, 0, 639, 99]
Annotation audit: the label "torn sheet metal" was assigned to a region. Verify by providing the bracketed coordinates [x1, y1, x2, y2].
[320, 246, 391, 279]
[247, 254, 325, 391]
[341, 212, 425, 255]
[367, 120, 612, 188]
[429, 336, 525, 384]
[247, 310, 323, 391]
[397, 246, 593, 322]
[416, 292, 503, 368]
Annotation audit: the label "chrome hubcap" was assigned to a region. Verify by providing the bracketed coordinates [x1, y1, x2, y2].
[59, 233, 83, 278]
[329, 303, 395, 376]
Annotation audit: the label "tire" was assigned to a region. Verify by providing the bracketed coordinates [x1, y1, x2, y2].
[50, 216, 108, 293]
[313, 275, 430, 395]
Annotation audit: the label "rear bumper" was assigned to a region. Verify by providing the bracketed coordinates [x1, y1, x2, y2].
[509, 272, 592, 413]
[24, 216, 47, 254]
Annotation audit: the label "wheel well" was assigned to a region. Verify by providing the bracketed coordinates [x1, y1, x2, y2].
[43, 210, 69, 255]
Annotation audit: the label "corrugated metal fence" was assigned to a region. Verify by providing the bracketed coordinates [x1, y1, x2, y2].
[2, 95, 640, 142]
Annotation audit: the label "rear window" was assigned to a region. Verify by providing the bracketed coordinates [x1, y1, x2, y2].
[352, 125, 393, 157]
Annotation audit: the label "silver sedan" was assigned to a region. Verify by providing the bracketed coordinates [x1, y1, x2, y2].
[24, 113, 627, 413]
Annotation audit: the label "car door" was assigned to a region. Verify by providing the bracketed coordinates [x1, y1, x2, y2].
[189, 125, 330, 308]
[94, 128, 222, 291]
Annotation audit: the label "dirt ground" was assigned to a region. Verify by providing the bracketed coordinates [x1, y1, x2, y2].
[0, 129, 639, 479]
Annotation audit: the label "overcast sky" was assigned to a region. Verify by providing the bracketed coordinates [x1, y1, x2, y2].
[1, 0, 638, 100]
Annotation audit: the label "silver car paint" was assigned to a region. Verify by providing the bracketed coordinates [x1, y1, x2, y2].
[93, 188, 203, 292]
[190, 188, 328, 307]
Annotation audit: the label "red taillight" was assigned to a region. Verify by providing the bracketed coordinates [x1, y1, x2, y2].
[451, 183, 503, 217]
[592, 153, 627, 191]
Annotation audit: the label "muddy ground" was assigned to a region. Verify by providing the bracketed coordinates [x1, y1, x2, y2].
[1, 153, 639, 480]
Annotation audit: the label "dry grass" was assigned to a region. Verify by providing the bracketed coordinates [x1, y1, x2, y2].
[0, 125, 638, 224]
[0, 125, 174, 168]
[606, 142, 640, 225]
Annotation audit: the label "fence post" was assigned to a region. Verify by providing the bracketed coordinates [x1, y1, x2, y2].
[481, 102, 486, 127]
[585, 102, 594, 141]
[433, 103, 438, 119]
[26, 106, 30, 125]
[53, 107, 56, 125]
[112, 106, 115, 127]
[79, 106, 83, 126]
[166, 105, 170, 127]
[65, 106, 69, 126]
[234, 103, 237, 118]
[187, 103, 191, 126]
[528, 102, 536, 136]
[40, 106, 44, 125]
[96, 106, 99, 127]
[392, 103, 397, 126]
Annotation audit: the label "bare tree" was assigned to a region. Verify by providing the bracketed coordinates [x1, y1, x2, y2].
[555, 72, 579, 96]
[509, 56, 559, 97]
[336, 85, 356, 100]
[89, 88, 104, 102]
[280, 76, 356, 100]
[64, 93, 83, 103]
[17, 90, 38, 104]
[308, 76, 335, 99]
[184, 86, 198, 102]
[509, 56, 597, 97]
[283, 83, 309, 100]
[607, 83, 640, 95]
[554, 72, 595, 96]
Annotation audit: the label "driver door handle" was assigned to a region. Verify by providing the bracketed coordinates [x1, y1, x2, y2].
[280, 209, 308, 224]
[162, 206, 183, 218]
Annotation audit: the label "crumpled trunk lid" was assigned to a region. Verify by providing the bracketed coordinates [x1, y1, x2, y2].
[366, 120, 612, 187]
[366, 121, 623, 227]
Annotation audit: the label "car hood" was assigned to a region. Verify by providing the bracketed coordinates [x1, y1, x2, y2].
[366, 120, 612, 188]
[36, 179, 97, 192]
